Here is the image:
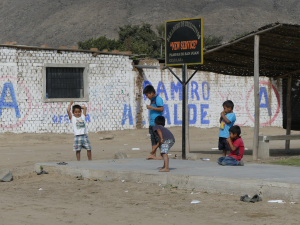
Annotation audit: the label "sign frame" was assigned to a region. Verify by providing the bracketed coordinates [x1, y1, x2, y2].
[165, 17, 203, 66]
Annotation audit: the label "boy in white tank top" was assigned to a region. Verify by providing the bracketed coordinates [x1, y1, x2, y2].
[67, 101, 92, 161]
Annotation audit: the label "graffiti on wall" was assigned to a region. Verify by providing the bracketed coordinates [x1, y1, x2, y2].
[0, 76, 31, 129]
[0, 82, 20, 118]
[0, 76, 281, 130]
[218, 81, 280, 126]
[246, 81, 280, 126]
[0, 76, 114, 129]
[122, 80, 281, 127]
[121, 80, 211, 126]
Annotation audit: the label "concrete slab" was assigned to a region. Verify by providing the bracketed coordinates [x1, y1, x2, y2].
[35, 159, 300, 201]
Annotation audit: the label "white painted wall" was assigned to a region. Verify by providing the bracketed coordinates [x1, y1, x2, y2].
[0, 48, 283, 134]
[137, 63, 283, 129]
[0, 47, 135, 133]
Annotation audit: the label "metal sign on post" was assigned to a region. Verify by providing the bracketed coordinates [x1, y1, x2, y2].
[165, 18, 203, 66]
[165, 18, 203, 159]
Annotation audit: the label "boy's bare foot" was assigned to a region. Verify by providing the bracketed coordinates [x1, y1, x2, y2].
[146, 155, 156, 160]
[158, 167, 165, 170]
[156, 156, 163, 160]
[159, 168, 169, 172]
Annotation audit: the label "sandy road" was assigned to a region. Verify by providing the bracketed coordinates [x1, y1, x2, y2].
[1, 126, 300, 224]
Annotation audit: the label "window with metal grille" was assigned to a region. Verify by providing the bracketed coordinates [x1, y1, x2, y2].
[43, 64, 89, 102]
[46, 67, 84, 98]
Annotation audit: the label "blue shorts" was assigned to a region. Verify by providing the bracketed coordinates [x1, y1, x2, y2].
[218, 137, 230, 151]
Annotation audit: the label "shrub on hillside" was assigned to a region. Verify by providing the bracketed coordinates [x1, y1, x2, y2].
[77, 36, 120, 51]
[78, 23, 223, 57]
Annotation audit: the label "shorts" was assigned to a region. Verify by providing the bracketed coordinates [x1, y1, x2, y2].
[73, 135, 92, 151]
[218, 137, 230, 151]
[149, 126, 159, 146]
[160, 139, 175, 154]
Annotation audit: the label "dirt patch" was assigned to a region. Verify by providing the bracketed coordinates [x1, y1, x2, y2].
[0, 173, 299, 225]
[1, 126, 300, 224]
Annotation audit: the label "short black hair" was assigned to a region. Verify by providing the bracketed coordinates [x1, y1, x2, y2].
[72, 105, 82, 113]
[223, 100, 234, 109]
[229, 125, 241, 136]
[143, 85, 156, 95]
[155, 116, 165, 126]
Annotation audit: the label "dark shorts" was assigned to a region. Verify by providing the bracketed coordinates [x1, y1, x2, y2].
[149, 126, 159, 146]
[218, 137, 230, 151]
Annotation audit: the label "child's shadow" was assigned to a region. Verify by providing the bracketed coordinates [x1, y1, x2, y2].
[156, 167, 176, 170]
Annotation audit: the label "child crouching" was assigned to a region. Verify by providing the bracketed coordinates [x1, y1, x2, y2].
[217, 125, 244, 166]
[151, 116, 175, 172]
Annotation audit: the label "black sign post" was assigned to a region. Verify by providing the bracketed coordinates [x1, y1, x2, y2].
[165, 18, 203, 159]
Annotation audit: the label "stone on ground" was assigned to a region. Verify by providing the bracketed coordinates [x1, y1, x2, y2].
[173, 154, 199, 160]
[114, 152, 127, 159]
[105, 135, 114, 140]
[99, 135, 114, 140]
[186, 153, 200, 160]
[0, 169, 13, 182]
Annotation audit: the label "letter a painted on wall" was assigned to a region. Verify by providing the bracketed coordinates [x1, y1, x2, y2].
[0, 83, 21, 118]
[121, 104, 133, 125]
[259, 87, 272, 116]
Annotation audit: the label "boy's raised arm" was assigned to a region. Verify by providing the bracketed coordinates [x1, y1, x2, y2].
[226, 138, 237, 151]
[81, 105, 87, 117]
[67, 101, 74, 120]
[221, 111, 231, 124]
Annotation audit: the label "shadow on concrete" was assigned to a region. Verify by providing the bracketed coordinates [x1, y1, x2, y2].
[155, 167, 176, 171]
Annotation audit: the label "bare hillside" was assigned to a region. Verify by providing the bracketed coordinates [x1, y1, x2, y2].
[1, 0, 300, 48]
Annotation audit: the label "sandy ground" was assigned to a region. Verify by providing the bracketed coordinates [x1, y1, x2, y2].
[1, 126, 300, 224]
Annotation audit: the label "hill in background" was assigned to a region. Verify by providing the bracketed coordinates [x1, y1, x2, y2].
[1, 0, 300, 48]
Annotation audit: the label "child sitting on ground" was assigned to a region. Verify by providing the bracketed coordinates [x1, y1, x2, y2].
[219, 100, 236, 157]
[67, 101, 92, 161]
[151, 116, 175, 172]
[217, 125, 244, 166]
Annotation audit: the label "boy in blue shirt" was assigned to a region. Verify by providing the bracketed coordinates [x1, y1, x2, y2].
[143, 85, 164, 160]
[219, 100, 236, 157]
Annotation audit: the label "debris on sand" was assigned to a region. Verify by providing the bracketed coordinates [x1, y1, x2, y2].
[0, 169, 13, 182]
[191, 200, 201, 204]
[99, 135, 114, 140]
[268, 200, 285, 204]
[115, 151, 128, 159]
[36, 171, 49, 175]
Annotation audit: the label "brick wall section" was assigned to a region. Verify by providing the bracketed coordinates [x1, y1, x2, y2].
[137, 61, 283, 129]
[0, 49, 283, 134]
[0, 47, 136, 133]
